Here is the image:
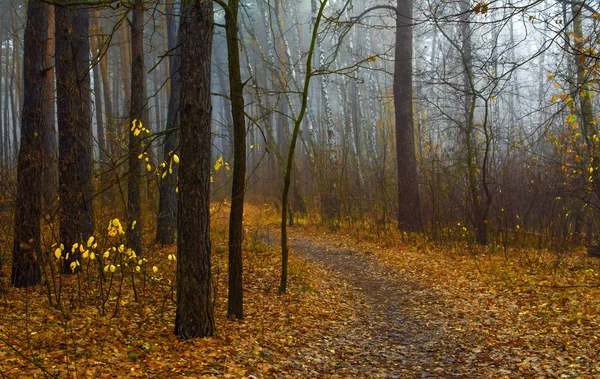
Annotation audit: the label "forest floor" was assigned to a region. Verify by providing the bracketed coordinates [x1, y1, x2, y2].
[1, 203, 600, 378]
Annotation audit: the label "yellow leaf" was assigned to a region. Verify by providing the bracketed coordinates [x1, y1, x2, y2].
[152, 266, 158, 273]
[110, 265, 116, 273]
[173, 154, 179, 164]
[550, 95, 558, 102]
[54, 248, 62, 259]
[146, 163, 152, 172]
[214, 156, 224, 171]
[548, 74, 555, 80]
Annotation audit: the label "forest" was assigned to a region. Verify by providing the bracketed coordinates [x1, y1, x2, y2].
[1, 0, 600, 377]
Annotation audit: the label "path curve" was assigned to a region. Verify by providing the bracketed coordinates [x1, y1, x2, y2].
[263, 228, 475, 378]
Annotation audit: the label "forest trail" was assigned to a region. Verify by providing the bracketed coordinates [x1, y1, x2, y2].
[262, 227, 475, 378]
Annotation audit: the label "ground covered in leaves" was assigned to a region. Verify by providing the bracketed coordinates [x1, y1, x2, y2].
[1, 204, 600, 377]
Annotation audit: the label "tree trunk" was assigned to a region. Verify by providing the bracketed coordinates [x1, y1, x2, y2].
[174, 0, 215, 339]
[0, 25, 4, 168]
[91, 16, 107, 166]
[156, 0, 180, 246]
[394, 0, 422, 232]
[55, 2, 94, 273]
[11, 0, 49, 287]
[280, 0, 327, 294]
[221, 0, 246, 320]
[42, 5, 57, 216]
[127, 2, 145, 257]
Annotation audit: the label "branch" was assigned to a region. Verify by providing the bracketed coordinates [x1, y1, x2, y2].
[350, 5, 396, 23]
[213, 0, 230, 15]
[559, 0, 597, 14]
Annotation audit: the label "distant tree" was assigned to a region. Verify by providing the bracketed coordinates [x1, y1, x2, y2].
[156, 0, 180, 246]
[174, 0, 215, 339]
[55, 2, 94, 273]
[11, 0, 49, 287]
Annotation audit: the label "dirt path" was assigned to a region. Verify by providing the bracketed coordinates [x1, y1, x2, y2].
[262, 228, 477, 378]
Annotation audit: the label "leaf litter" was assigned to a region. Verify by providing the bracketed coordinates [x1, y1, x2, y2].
[1, 204, 599, 378]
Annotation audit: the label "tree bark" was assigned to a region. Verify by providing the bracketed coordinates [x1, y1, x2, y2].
[127, 2, 145, 257]
[218, 0, 246, 320]
[174, 0, 215, 339]
[42, 5, 57, 216]
[394, 0, 422, 232]
[55, 2, 94, 273]
[11, 0, 49, 287]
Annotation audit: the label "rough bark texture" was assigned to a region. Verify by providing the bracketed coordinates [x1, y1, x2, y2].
[224, 0, 246, 320]
[127, 3, 145, 257]
[156, 0, 180, 246]
[55, 2, 94, 273]
[174, 0, 215, 339]
[394, 0, 422, 232]
[42, 5, 57, 216]
[11, 0, 49, 287]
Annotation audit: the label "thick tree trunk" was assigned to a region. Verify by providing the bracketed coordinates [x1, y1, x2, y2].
[11, 0, 49, 287]
[174, 0, 215, 339]
[55, 2, 94, 273]
[42, 5, 57, 216]
[394, 0, 422, 232]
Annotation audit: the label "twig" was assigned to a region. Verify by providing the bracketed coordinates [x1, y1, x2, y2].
[0, 335, 58, 378]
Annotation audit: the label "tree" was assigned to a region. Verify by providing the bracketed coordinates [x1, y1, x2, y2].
[174, 0, 215, 339]
[11, 0, 49, 288]
[156, 0, 180, 246]
[55, 2, 94, 273]
[127, 1, 145, 257]
[42, 5, 57, 216]
[280, 0, 327, 294]
[395, 0, 422, 231]
[215, 0, 246, 320]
